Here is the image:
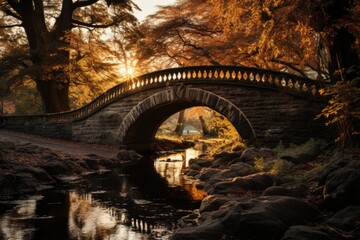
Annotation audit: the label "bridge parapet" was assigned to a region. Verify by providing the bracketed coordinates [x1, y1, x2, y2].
[1, 65, 326, 126]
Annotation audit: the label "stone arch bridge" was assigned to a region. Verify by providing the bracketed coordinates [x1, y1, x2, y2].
[1, 66, 329, 151]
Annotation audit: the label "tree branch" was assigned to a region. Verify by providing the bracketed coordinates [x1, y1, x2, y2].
[0, 23, 22, 28]
[2, 7, 22, 20]
[72, 0, 98, 11]
[6, 0, 22, 16]
[306, 63, 330, 80]
[270, 58, 308, 78]
[72, 19, 118, 28]
[34, 0, 47, 31]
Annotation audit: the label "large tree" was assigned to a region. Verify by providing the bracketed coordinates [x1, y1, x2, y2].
[209, 0, 360, 144]
[0, 0, 139, 113]
[138, 0, 359, 144]
[208, 0, 359, 81]
[137, 0, 359, 80]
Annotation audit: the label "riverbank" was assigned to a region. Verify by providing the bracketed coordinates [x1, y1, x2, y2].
[1, 133, 359, 240]
[0, 140, 143, 199]
[154, 136, 195, 151]
[0, 138, 199, 240]
[172, 141, 360, 240]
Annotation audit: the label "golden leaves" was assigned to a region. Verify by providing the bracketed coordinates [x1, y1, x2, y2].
[316, 78, 360, 143]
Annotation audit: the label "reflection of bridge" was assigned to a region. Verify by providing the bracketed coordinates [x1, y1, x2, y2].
[1, 66, 329, 151]
[69, 192, 175, 238]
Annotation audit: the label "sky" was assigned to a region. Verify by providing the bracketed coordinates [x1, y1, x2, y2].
[132, 0, 177, 22]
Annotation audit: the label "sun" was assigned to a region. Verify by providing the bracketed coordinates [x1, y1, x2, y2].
[119, 66, 135, 77]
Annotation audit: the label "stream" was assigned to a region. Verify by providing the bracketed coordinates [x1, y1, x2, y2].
[0, 146, 206, 240]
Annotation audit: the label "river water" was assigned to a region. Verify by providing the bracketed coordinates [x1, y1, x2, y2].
[0, 148, 206, 240]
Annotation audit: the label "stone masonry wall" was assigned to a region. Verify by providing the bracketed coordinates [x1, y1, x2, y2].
[2, 82, 329, 149]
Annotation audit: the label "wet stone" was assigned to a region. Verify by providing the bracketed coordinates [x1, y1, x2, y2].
[281, 225, 331, 240]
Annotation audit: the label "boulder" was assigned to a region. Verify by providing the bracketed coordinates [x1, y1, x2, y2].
[259, 148, 276, 159]
[199, 195, 230, 213]
[217, 163, 255, 179]
[319, 147, 359, 185]
[42, 160, 70, 175]
[238, 148, 262, 164]
[178, 196, 318, 240]
[262, 185, 307, 198]
[7, 163, 53, 182]
[323, 164, 360, 209]
[213, 152, 240, 164]
[281, 225, 331, 240]
[206, 172, 276, 195]
[220, 196, 319, 239]
[189, 158, 213, 168]
[186, 170, 200, 177]
[171, 221, 225, 240]
[228, 162, 255, 176]
[115, 150, 142, 162]
[21, 166, 53, 182]
[188, 163, 202, 171]
[198, 168, 221, 181]
[177, 211, 200, 228]
[99, 158, 119, 168]
[281, 146, 321, 164]
[326, 206, 360, 231]
[43, 152, 62, 161]
[217, 169, 243, 179]
[84, 158, 100, 170]
[13, 173, 38, 194]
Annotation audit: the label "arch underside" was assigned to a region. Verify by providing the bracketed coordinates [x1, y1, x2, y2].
[117, 87, 256, 151]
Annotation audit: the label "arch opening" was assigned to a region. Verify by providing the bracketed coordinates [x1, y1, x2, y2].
[156, 107, 244, 153]
[117, 87, 256, 152]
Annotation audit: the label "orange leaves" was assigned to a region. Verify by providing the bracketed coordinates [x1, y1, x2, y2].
[316, 78, 360, 143]
[140, 0, 358, 79]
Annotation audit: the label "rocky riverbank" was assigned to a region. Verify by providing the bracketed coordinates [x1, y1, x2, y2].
[154, 136, 195, 151]
[1, 137, 359, 240]
[0, 140, 142, 199]
[173, 143, 360, 240]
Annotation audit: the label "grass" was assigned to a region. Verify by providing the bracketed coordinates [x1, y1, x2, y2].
[254, 157, 295, 178]
[254, 138, 330, 183]
[274, 138, 328, 157]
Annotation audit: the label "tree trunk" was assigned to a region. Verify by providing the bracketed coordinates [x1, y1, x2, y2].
[199, 115, 209, 136]
[174, 110, 186, 136]
[0, 98, 3, 115]
[36, 80, 70, 113]
[16, 0, 72, 113]
[328, 28, 359, 82]
[34, 45, 71, 113]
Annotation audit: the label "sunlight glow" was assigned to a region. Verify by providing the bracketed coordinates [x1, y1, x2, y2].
[118, 66, 136, 78]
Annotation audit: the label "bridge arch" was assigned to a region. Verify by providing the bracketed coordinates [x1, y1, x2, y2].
[117, 86, 256, 151]
[1, 66, 329, 150]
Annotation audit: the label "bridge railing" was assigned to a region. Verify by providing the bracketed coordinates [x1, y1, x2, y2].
[1, 65, 327, 125]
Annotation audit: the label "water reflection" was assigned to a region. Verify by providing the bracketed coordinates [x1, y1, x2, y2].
[154, 146, 207, 201]
[155, 146, 202, 169]
[0, 190, 181, 240]
[0, 197, 40, 240]
[0, 147, 207, 240]
[68, 192, 148, 240]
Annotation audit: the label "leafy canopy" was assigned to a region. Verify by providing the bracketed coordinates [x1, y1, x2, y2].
[0, 0, 141, 113]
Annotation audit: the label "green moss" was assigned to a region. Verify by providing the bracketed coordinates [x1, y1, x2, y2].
[254, 157, 294, 178]
[274, 138, 327, 157]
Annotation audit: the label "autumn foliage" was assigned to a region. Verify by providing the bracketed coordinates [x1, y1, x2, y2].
[317, 67, 360, 145]
[0, 0, 139, 113]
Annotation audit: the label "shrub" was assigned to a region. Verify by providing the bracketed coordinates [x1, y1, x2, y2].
[254, 157, 294, 178]
[316, 67, 360, 146]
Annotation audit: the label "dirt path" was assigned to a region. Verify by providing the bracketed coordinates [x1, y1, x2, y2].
[0, 129, 121, 158]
